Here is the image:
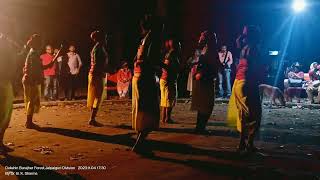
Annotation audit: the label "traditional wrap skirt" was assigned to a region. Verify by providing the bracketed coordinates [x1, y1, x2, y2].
[0, 83, 13, 132]
[227, 79, 262, 134]
[160, 79, 177, 108]
[23, 83, 41, 115]
[132, 75, 160, 132]
[191, 79, 215, 114]
[87, 74, 106, 109]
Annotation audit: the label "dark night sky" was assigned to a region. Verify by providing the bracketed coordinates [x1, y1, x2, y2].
[1, 0, 320, 71]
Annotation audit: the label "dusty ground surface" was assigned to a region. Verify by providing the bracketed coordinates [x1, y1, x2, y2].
[0, 100, 319, 180]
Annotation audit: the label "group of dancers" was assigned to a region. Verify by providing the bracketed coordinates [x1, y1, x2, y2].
[0, 14, 263, 155]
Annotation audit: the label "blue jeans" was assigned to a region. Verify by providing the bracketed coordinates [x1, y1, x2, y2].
[218, 69, 231, 97]
[44, 76, 58, 99]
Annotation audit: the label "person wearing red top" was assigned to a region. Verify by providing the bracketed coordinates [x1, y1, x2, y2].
[228, 26, 264, 154]
[40, 45, 58, 101]
[117, 62, 132, 98]
[306, 62, 320, 103]
[308, 62, 320, 81]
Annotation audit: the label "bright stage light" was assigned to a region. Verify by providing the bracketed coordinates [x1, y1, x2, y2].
[292, 0, 307, 13]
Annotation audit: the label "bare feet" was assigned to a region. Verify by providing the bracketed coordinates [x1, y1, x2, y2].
[25, 122, 36, 129]
[88, 120, 104, 127]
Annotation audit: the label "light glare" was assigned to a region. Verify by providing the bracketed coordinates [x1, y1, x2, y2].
[292, 0, 307, 12]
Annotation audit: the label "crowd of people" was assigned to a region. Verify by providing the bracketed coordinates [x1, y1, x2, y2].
[186, 45, 234, 99]
[39, 44, 83, 101]
[307, 62, 320, 103]
[284, 61, 320, 103]
[0, 14, 269, 155]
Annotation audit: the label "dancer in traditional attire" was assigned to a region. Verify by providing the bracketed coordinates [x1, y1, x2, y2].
[87, 30, 109, 126]
[228, 26, 265, 153]
[23, 34, 62, 128]
[191, 31, 220, 133]
[0, 33, 16, 153]
[132, 15, 162, 153]
[160, 38, 180, 124]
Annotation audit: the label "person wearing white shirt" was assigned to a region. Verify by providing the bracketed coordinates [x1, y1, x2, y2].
[218, 45, 233, 98]
[64, 45, 82, 100]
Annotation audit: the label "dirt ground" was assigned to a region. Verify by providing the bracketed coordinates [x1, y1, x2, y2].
[0, 101, 319, 180]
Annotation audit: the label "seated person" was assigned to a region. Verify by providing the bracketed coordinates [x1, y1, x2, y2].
[117, 62, 132, 98]
[284, 62, 304, 88]
[306, 62, 320, 103]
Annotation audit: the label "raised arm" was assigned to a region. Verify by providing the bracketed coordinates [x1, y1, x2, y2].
[228, 51, 233, 66]
[42, 46, 63, 69]
[0, 33, 22, 50]
[236, 35, 242, 49]
[0, 33, 28, 57]
[52, 45, 63, 62]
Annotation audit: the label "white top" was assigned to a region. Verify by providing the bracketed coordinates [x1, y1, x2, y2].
[218, 51, 233, 67]
[67, 52, 82, 75]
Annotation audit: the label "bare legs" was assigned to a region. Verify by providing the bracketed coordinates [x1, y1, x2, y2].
[25, 114, 35, 129]
[161, 107, 174, 124]
[238, 120, 247, 152]
[239, 119, 261, 153]
[88, 108, 100, 126]
[239, 127, 259, 153]
[161, 107, 166, 123]
[167, 107, 173, 123]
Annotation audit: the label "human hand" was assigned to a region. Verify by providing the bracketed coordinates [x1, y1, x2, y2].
[195, 73, 202, 80]
[201, 46, 208, 55]
[137, 45, 144, 60]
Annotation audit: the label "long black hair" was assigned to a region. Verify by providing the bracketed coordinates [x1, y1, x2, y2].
[246, 25, 261, 46]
